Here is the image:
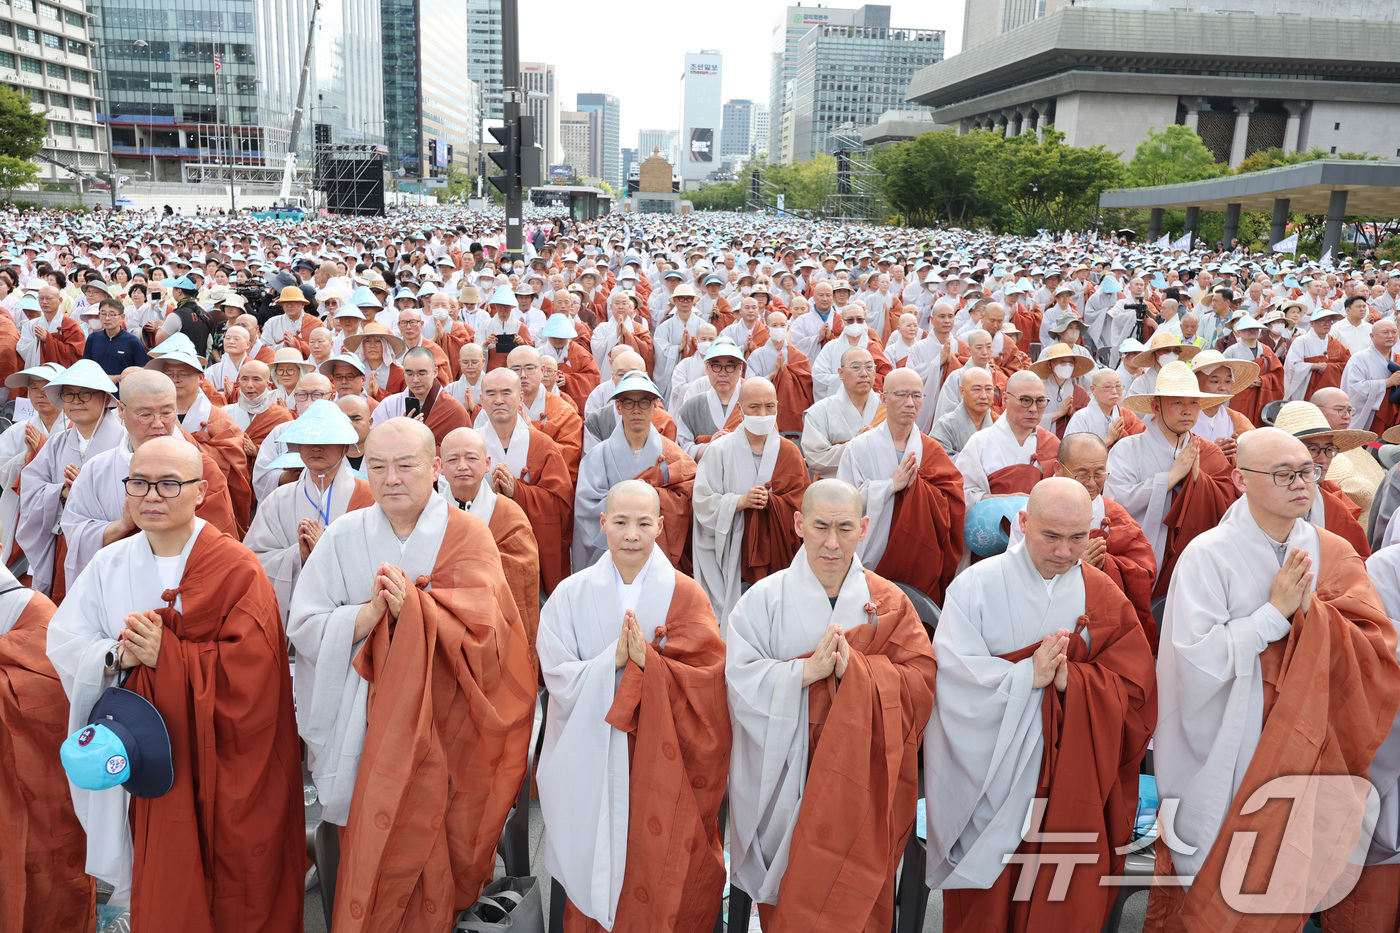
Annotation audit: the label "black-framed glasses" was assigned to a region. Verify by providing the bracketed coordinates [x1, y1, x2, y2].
[1013, 395, 1050, 409]
[617, 397, 655, 411]
[707, 361, 741, 374]
[59, 389, 98, 403]
[1238, 465, 1324, 486]
[1304, 442, 1340, 459]
[294, 390, 331, 402]
[122, 477, 201, 498]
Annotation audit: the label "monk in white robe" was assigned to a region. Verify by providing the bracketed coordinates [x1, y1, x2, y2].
[1064, 368, 1138, 447]
[674, 341, 743, 460]
[811, 305, 888, 401]
[930, 366, 995, 458]
[1340, 319, 1400, 434]
[800, 346, 882, 479]
[251, 372, 331, 501]
[955, 371, 1061, 506]
[1283, 308, 1349, 402]
[446, 343, 487, 411]
[904, 302, 964, 428]
[0, 363, 66, 566]
[931, 329, 996, 422]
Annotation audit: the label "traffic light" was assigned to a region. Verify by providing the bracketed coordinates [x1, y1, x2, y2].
[487, 124, 517, 197]
[518, 116, 541, 188]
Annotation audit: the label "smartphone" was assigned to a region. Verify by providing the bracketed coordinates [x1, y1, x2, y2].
[405, 395, 422, 418]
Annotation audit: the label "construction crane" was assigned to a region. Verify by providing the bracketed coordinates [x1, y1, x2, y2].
[275, 0, 320, 208]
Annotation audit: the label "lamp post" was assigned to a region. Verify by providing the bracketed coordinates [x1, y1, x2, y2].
[133, 39, 153, 183]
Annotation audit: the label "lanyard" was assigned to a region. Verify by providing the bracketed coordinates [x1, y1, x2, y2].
[303, 477, 333, 526]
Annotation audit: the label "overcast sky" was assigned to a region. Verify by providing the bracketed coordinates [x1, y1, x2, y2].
[517, 0, 965, 147]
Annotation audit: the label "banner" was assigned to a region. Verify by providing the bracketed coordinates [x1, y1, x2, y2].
[1319, 247, 1333, 267]
[1171, 232, 1193, 250]
[1272, 232, 1299, 254]
[1155, 234, 1170, 248]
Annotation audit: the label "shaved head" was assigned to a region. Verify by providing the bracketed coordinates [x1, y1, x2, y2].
[1057, 432, 1108, 465]
[119, 369, 176, 405]
[130, 434, 203, 478]
[883, 367, 921, 394]
[1006, 370, 1041, 395]
[240, 359, 270, 380]
[1020, 477, 1094, 578]
[441, 426, 488, 458]
[800, 478, 864, 518]
[738, 376, 777, 405]
[365, 416, 435, 461]
[613, 350, 646, 375]
[604, 478, 661, 516]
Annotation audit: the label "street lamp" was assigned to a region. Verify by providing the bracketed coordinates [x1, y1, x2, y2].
[133, 40, 153, 183]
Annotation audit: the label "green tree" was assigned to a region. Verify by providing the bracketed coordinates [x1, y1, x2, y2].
[689, 181, 744, 212]
[1125, 125, 1227, 187]
[0, 85, 45, 194]
[973, 128, 1125, 234]
[872, 129, 997, 226]
[767, 153, 835, 213]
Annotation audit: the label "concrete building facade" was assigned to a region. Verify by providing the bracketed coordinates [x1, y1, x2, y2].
[637, 128, 678, 165]
[466, 0, 501, 124]
[559, 108, 593, 179]
[521, 61, 559, 165]
[768, 4, 864, 160]
[678, 50, 721, 188]
[382, 0, 478, 178]
[907, 7, 1400, 166]
[752, 103, 770, 157]
[576, 91, 620, 189]
[721, 98, 755, 162]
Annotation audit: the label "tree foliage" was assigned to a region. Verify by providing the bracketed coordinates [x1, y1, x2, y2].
[689, 181, 745, 212]
[0, 85, 45, 161]
[0, 155, 39, 192]
[1125, 125, 1227, 187]
[873, 129, 996, 226]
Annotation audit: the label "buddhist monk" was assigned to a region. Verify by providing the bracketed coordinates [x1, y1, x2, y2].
[1283, 306, 1350, 401]
[369, 345, 469, 447]
[538, 480, 730, 932]
[955, 370, 1061, 505]
[583, 352, 679, 455]
[510, 344, 583, 483]
[692, 377, 808, 625]
[1272, 400, 1375, 558]
[801, 345, 883, 479]
[574, 371, 697, 572]
[675, 339, 745, 460]
[930, 366, 997, 457]
[287, 418, 535, 932]
[46, 435, 305, 931]
[241, 400, 375, 624]
[0, 563, 95, 931]
[1146, 428, 1400, 931]
[927, 478, 1156, 932]
[477, 367, 574, 593]
[745, 310, 814, 435]
[726, 478, 936, 931]
[439, 426, 541, 675]
[1225, 313, 1283, 427]
[222, 358, 293, 465]
[539, 312, 601, 413]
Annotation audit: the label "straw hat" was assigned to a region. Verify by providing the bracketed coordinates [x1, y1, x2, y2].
[1029, 343, 1095, 380]
[273, 285, 309, 305]
[1382, 424, 1400, 445]
[1131, 330, 1200, 369]
[270, 347, 314, 374]
[1187, 349, 1258, 396]
[1121, 361, 1231, 414]
[342, 322, 405, 356]
[1272, 401, 1375, 452]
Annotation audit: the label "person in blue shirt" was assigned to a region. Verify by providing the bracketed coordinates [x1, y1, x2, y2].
[82, 297, 150, 375]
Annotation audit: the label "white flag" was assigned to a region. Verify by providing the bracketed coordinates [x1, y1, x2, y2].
[1155, 234, 1170, 248]
[1273, 232, 1299, 254]
[1171, 232, 1193, 250]
[1319, 247, 1333, 267]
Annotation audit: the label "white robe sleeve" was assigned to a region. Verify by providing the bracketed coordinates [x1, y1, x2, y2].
[800, 404, 848, 480]
[570, 448, 611, 571]
[691, 441, 745, 625]
[242, 487, 303, 625]
[58, 455, 117, 587]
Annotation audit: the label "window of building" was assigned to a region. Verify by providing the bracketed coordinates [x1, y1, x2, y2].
[46, 62, 64, 78]
[49, 91, 66, 107]
[67, 39, 85, 55]
[1330, 146, 1337, 154]
[42, 32, 59, 49]
[38, 2, 57, 17]
[64, 9, 81, 25]
[0, 22, 8, 36]
[49, 120, 70, 136]
[0, 52, 13, 69]
[16, 26, 38, 42]
[177, 10, 221, 29]
[20, 57, 41, 74]
[76, 122, 93, 139]
[70, 68, 87, 83]
[13, 0, 34, 11]
[72, 95, 89, 110]
[1334, 122, 1340, 130]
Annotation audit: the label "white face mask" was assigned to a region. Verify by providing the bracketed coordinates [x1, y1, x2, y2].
[843, 323, 866, 341]
[742, 413, 777, 435]
[1270, 322, 1285, 335]
[696, 340, 713, 356]
[1157, 351, 1179, 365]
[1053, 362, 1076, 380]
[769, 326, 787, 344]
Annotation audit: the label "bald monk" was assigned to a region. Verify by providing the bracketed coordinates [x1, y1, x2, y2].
[287, 418, 535, 932]
[955, 370, 1061, 505]
[926, 478, 1157, 931]
[439, 426, 540, 675]
[446, 342, 487, 412]
[1146, 428, 1400, 932]
[478, 368, 574, 593]
[583, 352, 679, 455]
[693, 377, 809, 625]
[61, 370, 239, 587]
[726, 478, 936, 931]
[510, 344, 583, 483]
[838, 368, 965, 604]
[369, 346, 470, 447]
[0, 564, 95, 931]
[930, 366, 996, 458]
[800, 345, 884, 479]
[222, 359, 293, 464]
[242, 400, 375, 624]
[539, 480, 731, 932]
[46, 436, 305, 930]
[574, 372, 697, 572]
[745, 311, 815, 435]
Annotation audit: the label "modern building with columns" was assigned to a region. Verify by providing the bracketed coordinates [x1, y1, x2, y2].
[905, 6, 1400, 167]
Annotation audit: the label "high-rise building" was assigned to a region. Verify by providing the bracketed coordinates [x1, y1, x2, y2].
[2, 0, 107, 184]
[962, 0, 1074, 51]
[752, 104, 770, 157]
[521, 62, 559, 167]
[382, 0, 479, 178]
[637, 128, 678, 165]
[678, 50, 721, 188]
[559, 109, 592, 178]
[721, 98, 755, 162]
[620, 146, 637, 187]
[789, 9, 943, 162]
[466, 0, 502, 123]
[769, 4, 866, 160]
[576, 92, 620, 189]
[91, 0, 383, 184]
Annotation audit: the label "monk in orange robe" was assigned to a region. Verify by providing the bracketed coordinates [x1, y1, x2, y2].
[511, 345, 583, 483]
[1226, 327, 1282, 427]
[34, 286, 86, 366]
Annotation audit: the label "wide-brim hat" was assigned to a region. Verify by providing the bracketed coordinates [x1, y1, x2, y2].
[1132, 330, 1200, 369]
[342, 323, 405, 356]
[486, 283, 518, 306]
[1382, 424, 1400, 445]
[147, 332, 209, 367]
[704, 339, 745, 363]
[1047, 310, 1084, 335]
[1187, 349, 1259, 396]
[5, 361, 63, 390]
[273, 285, 309, 305]
[1029, 344, 1095, 380]
[277, 399, 359, 445]
[1121, 361, 1231, 413]
[144, 348, 203, 373]
[318, 353, 367, 377]
[541, 314, 576, 340]
[62, 687, 173, 799]
[609, 370, 662, 400]
[672, 284, 700, 299]
[270, 347, 314, 374]
[1273, 401, 1375, 451]
[44, 359, 117, 405]
[267, 450, 306, 471]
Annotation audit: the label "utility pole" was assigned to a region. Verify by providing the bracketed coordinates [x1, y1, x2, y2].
[500, 0, 522, 263]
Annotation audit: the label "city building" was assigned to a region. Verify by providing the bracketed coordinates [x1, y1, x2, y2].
[788, 7, 943, 163]
[521, 61, 559, 166]
[637, 128, 678, 165]
[89, 0, 383, 184]
[1, 0, 108, 185]
[576, 92, 620, 189]
[678, 50, 721, 189]
[752, 103, 770, 157]
[769, 4, 867, 160]
[559, 109, 593, 179]
[466, 0, 501, 124]
[382, 0, 479, 179]
[859, 109, 943, 147]
[721, 98, 756, 162]
[906, 5, 1400, 167]
[620, 146, 637, 187]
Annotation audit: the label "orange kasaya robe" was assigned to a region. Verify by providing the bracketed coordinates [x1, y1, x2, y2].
[421, 384, 470, 448]
[185, 433, 240, 539]
[615, 323, 655, 377]
[1152, 436, 1239, 599]
[335, 507, 535, 933]
[870, 434, 966, 606]
[198, 376, 225, 408]
[1008, 305, 1041, 356]
[510, 426, 575, 595]
[0, 588, 96, 932]
[1107, 408, 1147, 449]
[486, 494, 540, 681]
[1319, 478, 1371, 559]
[125, 526, 305, 933]
[1146, 530, 1400, 933]
[531, 390, 583, 485]
[0, 313, 23, 392]
[183, 405, 253, 537]
[562, 572, 732, 933]
[1305, 336, 1351, 397]
[1051, 383, 1091, 438]
[692, 400, 744, 445]
[555, 340, 601, 414]
[995, 341, 1031, 375]
[770, 346, 815, 435]
[275, 312, 320, 357]
[370, 363, 407, 402]
[866, 338, 895, 393]
[740, 438, 809, 586]
[1096, 497, 1159, 648]
[1320, 863, 1400, 933]
[761, 570, 936, 933]
[944, 568, 1157, 933]
[404, 339, 454, 388]
[485, 324, 534, 372]
[39, 314, 85, 367]
[986, 428, 1061, 496]
[708, 295, 735, 334]
[1230, 344, 1283, 427]
[244, 404, 296, 460]
[636, 437, 697, 574]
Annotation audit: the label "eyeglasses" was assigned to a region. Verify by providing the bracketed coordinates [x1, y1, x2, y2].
[1304, 442, 1340, 458]
[294, 390, 331, 402]
[1323, 405, 1354, 417]
[510, 364, 540, 374]
[1062, 468, 1110, 484]
[617, 397, 655, 411]
[708, 361, 742, 374]
[886, 390, 924, 402]
[129, 408, 176, 425]
[122, 477, 201, 498]
[844, 317, 867, 325]
[1238, 465, 1325, 486]
[843, 362, 877, 373]
[1012, 395, 1050, 409]
[60, 389, 98, 403]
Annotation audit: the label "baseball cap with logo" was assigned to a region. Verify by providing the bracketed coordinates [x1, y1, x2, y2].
[60, 687, 173, 798]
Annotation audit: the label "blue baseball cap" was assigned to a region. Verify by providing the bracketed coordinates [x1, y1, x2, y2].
[61, 687, 173, 798]
[167, 275, 197, 292]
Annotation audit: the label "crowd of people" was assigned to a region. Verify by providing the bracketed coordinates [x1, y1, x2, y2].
[3, 202, 1400, 933]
